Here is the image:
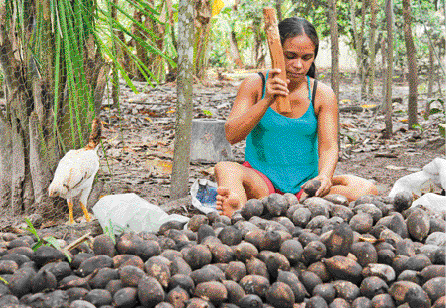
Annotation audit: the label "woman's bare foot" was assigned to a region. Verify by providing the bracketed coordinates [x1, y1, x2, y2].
[216, 187, 242, 217]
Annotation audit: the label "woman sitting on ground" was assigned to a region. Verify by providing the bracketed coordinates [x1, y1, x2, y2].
[215, 16, 378, 217]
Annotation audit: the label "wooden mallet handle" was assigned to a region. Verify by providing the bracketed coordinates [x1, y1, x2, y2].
[263, 7, 291, 113]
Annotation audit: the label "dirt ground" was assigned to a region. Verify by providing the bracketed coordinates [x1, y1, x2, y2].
[95, 70, 445, 213]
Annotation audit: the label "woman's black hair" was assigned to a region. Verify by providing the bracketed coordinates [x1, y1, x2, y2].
[278, 17, 319, 78]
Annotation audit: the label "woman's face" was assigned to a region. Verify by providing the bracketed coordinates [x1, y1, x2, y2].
[282, 34, 316, 81]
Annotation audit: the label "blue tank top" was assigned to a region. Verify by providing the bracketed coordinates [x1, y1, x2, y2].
[245, 73, 318, 194]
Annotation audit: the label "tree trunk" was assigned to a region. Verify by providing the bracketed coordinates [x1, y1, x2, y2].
[367, 0, 377, 97]
[359, 0, 367, 98]
[253, 22, 266, 69]
[228, 0, 245, 69]
[350, 0, 359, 80]
[145, 1, 170, 82]
[111, 0, 120, 107]
[194, 0, 212, 79]
[170, 0, 194, 200]
[328, 0, 340, 99]
[165, 0, 178, 81]
[328, 0, 340, 159]
[129, 2, 168, 82]
[428, 42, 433, 97]
[0, 2, 107, 216]
[381, 37, 387, 79]
[444, 0, 446, 29]
[276, 0, 283, 23]
[350, 0, 366, 87]
[230, 31, 244, 69]
[0, 120, 12, 208]
[383, 0, 394, 139]
[133, 10, 149, 81]
[117, 32, 134, 78]
[402, 0, 418, 129]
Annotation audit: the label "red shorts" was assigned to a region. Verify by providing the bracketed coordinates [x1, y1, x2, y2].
[242, 161, 304, 201]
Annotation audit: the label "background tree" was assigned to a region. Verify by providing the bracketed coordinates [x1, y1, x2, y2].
[328, 0, 340, 100]
[367, 0, 378, 97]
[328, 0, 340, 159]
[110, 0, 120, 107]
[276, 0, 283, 22]
[402, 0, 418, 129]
[384, 0, 394, 139]
[194, 0, 212, 79]
[170, 0, 194, 200]
[0, 0, 167, 216]
[349, 0, 367, 93]
[0, 1, 107, 215]
[428, 41, 434, 98]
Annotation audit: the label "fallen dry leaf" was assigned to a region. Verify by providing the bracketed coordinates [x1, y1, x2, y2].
[201, 166, 215, 176]
[146, 149, 173, 159]
[361, 104, 377, 109]
[122, 146, 134, 153]
[40, 220, 59, 229]
[385, 165, 406, 170]
[146, 158, 172, 176]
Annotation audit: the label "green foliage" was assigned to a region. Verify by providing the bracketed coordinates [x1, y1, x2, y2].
[345, 134, 357, 144]
[1, 0, 172, 157]
[202, 109, 213, 117]
[0, 71, 3, 96]
[96, 0, 174, 87]
[103, 219, 117, 244]
[424, 98, 446, 137]
[411, 123, 423, 130]
[24, 218, 72, 263]
[207, 0, 444, 78]
[209, 0, 274, 68]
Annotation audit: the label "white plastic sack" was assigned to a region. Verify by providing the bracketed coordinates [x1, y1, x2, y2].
[388, 171, 433, 198]
[412, 193, 446, 215]
[422, 157, 446, 189]
[388, 158, 446, 215]
[92, 193, 189, 235]
[389, 158, 446, 197]
[190, 179, 218, 214]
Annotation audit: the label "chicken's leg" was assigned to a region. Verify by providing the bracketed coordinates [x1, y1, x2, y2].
[68, 199, 75, 224]
[80, 202, 91, 222]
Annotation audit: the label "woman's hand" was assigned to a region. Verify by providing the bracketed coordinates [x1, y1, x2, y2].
[263, 68, 290, 106]
[302, 175, 332, 199]
[313, 174, 332, 197]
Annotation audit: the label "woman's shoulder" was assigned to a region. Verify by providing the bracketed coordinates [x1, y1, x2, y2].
[311, 78, 336, 102]
[237, 72, 265, 97]
[310, 78, 337, 114]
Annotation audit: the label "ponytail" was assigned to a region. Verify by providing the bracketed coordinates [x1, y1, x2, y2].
[307, 63, 316, 78]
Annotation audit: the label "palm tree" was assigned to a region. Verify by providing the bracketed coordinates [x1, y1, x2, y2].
[0, 0, 169, 216]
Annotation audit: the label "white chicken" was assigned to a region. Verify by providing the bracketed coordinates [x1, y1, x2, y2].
[48, 118, 102, 224]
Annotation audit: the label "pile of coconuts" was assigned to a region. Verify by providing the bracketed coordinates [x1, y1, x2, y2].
[0, 183, 445, 308]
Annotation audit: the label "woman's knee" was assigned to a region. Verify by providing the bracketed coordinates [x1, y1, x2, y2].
[215, 161, 242, 178]
[364, 180, 379, 195]
[332, 174, 378, 196]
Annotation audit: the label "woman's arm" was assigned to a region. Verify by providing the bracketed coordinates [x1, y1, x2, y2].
[313, 82, 339, 196]
[225, 69, 289, 145]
